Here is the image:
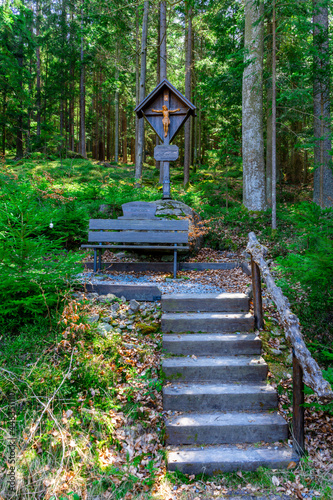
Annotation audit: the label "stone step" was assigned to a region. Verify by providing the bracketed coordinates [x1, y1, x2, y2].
[167, 444, 298, 474]
[161, 312, 254, 333]
[163, 333, 261, 356]
[162, 293, 250, 313]
[165, 411, 288, 445]
[163, 382, 278, 412]
[162, 356, 267, 382]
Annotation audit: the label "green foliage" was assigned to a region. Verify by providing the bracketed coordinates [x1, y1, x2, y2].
[48, 202, 90, 249]
[0, 175, 82, 327]
[275, 203, 333, 342]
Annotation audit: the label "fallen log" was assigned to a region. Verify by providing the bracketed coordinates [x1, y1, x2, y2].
[246, 231, 332, 401]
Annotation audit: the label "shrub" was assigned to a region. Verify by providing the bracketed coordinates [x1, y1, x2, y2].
[0, 176, 82, 328]
[46, 202, 89, 249]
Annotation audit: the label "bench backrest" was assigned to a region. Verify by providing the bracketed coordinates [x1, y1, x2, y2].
[88, 219, 189, 244]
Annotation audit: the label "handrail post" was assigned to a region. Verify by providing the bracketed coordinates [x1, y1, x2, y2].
[293, 350, 305, 456]
[251, 256, 264, 329]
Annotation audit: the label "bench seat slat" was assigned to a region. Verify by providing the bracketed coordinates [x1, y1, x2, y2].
[89, 219, 189, 231]
[88, 231, 188, 244]
[82, 245, 190, 250]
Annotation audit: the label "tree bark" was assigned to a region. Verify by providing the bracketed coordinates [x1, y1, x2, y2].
[242, 0, 266, 210]
[79, 3, 86, 157]
[131, 134, 135, 163]
[159, 1, 167, 183]
[184, 2, 192, 187]
[68, 6, 75, 152]
[266, 19, 272, 206]
[16, 38, 24, 159]
[69, 65, 75, 151]
[155, 10, 161, 172]
[313, 0, 333, 207]
[2, 88, 6, 156]
[106, 95, 111, 160]
[135, 6, 140, 168]
[114, 65, 119, 163]
[98, 71, 104, 161]
[160, 1, 167, 79]
[122, 102, 127, 163]
[59, 0, 67, 159]
[36, 0, 41, 138]
[135, 0, 149, 183]
[271, 0, 277, 230]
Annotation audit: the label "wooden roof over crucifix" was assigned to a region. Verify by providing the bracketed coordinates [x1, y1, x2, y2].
[134, 79, 196, 142]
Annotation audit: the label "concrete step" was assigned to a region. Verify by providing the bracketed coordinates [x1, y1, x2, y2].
[162, 293, 249, 313]
[161, 312, 254, 333]
[163, 382, 278, 412]
[163, 333, 261, 356]
[162, 356, 267, 382]
[167, 444, 298, 474]
[165, 411, 288, 445]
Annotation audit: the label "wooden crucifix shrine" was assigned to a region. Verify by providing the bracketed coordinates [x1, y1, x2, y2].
[135, 79, 196, 199]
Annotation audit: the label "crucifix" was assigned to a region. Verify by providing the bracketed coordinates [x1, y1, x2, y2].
[151, 88, 175, 199]
[135, 79, 196, 199]
[152, 104, 180, 138]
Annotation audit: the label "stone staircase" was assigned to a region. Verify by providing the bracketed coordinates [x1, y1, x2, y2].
[161, 293, 298, 474]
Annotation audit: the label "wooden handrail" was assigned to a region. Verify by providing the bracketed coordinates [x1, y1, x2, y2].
[246, 232, 333, 455]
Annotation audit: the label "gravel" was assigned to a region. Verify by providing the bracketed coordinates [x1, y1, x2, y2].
[79, 272, 226, 295]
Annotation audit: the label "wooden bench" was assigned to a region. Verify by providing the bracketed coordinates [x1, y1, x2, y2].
[82, 218, 189, 278]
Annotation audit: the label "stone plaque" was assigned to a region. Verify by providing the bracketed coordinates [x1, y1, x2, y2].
[119, 201, 157, 219]
[154, 145, 179, 162]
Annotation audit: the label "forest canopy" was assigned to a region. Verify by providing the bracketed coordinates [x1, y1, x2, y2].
[1, 0, 332, 209]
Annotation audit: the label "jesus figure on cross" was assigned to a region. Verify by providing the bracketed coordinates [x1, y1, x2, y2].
[152, 104, 180, 137]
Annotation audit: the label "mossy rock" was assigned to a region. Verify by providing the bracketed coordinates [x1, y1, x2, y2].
[136, 323, 159, 335]
[154, 199, 203, 253]
[67, 150, 86, 159]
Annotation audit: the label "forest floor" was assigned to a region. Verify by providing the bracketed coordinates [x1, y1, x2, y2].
[1, 157, 332, 499]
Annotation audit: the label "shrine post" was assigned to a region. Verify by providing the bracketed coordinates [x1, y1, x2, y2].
[135, 79, 196, 199]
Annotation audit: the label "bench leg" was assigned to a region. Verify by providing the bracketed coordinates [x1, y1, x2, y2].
[94, 249, 97, 273]
[99, 249, 102, 272]
[173, 247, 177, 279]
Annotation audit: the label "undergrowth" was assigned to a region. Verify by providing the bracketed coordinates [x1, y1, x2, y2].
[1, 156, 332, 498]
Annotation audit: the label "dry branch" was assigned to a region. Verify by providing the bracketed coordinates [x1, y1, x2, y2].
[246, 232, 333, 401]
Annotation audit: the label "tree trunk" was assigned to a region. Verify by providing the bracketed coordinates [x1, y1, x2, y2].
[114, 65, 119, 163]
[69, 65, 75, 151]
[190, 23, 195, 167]
[131, 134, 135, 163]
[135, 6, 140, 171]
[242, 0, 266, 210]
[160, 1, 167, 79]
[16, 39, 24, 159]
[135, 0, 149, 183]
[271, 0, 277, 230]
[266, 18, 272, 206]
[184, 2, 192, 186]
[122, 102, 127, 163]
[98, 71, 104, 161]
[79, 4, 86, 157]
[159, 1, 167, 183]
[107, 96, 111, 160]
[59, 0, 66, 160]
[2, 88, 6, 156]
[313, 0, 333, 207]
[36, 0, 41, 138]
[68, 6, 75, 152]
[155, 10, 161, 172]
